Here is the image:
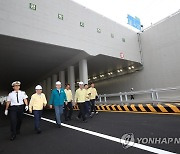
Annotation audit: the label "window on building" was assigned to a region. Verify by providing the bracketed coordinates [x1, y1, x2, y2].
[97, 28, 101, 33]
[29, 3, 36, 10]
[111, 33, 114, 38]
[80, 22, 84, 27]
[58, 14, 64, 20]
[122, 38, 126, 42]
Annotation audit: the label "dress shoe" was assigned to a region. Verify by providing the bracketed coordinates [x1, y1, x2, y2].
[36, 128, 42, 134]
[82, 120, 87, 123]
[10, 135, 16, 141]
[57, 124, 62, 128]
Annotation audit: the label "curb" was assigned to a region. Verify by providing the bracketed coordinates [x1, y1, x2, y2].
[73, 103, 180, 114]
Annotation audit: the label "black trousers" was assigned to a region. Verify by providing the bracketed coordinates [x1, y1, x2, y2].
[77, 102, 86, 121]
[85, 101, 91, 115]
[64, 102, 73, 120]
[90, 99, 96, 112]
[33, 110, 43, 130]
[9, 105, 24, 136]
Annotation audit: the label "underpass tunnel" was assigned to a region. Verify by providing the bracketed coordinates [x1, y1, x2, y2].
[0, 34, 142, 101]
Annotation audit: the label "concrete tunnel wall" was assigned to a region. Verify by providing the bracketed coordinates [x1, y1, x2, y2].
[95, 12, 180, 96]
[0, 0, 141, 63]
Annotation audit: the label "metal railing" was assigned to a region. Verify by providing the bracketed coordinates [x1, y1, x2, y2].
[98, 86, 180, 103]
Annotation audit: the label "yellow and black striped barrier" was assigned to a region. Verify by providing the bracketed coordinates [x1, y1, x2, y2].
[73, 103, 180, 115]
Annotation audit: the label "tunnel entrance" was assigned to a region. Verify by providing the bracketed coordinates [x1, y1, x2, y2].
[0, 34, 82, 93]
[0, 34, 142, 96]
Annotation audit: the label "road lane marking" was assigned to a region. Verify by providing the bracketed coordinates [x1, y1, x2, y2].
[24, 113, 176, 154]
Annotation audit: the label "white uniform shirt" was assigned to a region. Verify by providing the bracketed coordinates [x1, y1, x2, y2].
[7, 90, 28, 106]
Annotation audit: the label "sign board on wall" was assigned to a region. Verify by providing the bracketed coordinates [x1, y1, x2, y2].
[127, 14, 141, 30]
[120, 52, 124, 59]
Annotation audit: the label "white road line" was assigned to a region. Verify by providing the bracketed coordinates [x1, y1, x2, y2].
[24, 113, 176, 154]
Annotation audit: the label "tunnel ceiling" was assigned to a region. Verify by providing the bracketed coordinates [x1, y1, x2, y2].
[74, 55, 142, 81]
[0, 34, 82, 91]
[87, 55, 139, 75]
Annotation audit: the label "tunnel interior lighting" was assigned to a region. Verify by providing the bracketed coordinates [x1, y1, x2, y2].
[117, 69, 123, 73]
[93, 77, 97, 80]
[108, 72, 113, 75]
[100, 74, 104, 78]
[131, 66, 135, 69]
[128, 67, 132, 70]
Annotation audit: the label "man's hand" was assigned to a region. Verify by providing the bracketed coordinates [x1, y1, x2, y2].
[95, 95, 99, 100]
[49, 105, 53, 109]
[25, 105, 28, 111]
[4, 110, 8, 116]
[29, 110, 32, 114]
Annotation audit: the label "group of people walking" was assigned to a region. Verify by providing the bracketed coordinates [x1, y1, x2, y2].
[4, 80, 98, 141]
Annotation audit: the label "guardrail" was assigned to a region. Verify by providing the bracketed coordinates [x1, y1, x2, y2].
[98, 86, 180, 103]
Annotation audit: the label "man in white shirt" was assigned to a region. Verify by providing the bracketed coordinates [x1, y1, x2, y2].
[4, 81, 28, 141]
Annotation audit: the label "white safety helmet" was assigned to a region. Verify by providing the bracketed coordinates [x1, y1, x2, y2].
[78, 81, 84, 85]
[35, 85, 42, 90]
[56, 81, 61, 85]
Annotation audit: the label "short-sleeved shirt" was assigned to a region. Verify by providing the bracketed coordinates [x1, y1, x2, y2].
[7, 90, 28, 106]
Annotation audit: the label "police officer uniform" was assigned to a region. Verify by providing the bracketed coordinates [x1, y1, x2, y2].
[5, 81, 28, 140]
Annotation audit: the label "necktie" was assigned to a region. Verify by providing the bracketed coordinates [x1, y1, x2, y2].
[16, 92, 19, 103]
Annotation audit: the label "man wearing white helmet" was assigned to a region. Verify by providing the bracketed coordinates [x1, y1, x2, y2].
[49, 81, 67, 128]
[4, 81, 28, 141]
[29, 85, 47, 134]
[75, 82, 88, 122]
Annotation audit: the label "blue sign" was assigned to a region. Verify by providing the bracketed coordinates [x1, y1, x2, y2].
[127, 14, 141, 30]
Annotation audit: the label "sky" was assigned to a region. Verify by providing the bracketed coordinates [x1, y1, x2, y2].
[73, 0, 180, 31]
